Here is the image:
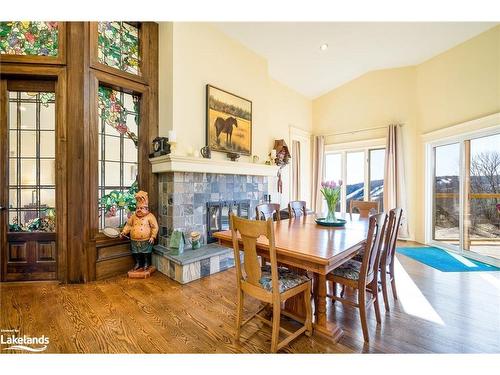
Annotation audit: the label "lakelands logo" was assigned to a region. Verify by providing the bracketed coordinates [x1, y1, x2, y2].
[1, 329, 49, 352]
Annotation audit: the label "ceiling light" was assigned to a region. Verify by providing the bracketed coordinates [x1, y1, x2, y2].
[320, 43, 328, 51]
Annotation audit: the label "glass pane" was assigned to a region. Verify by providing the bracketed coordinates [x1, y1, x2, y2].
[20, 102, 36, 129]
[325, 153, 342, 211]
[40, 103, 55, 130]
[467, 134, 500, 259]
[20, 159, 37, 185]
[123, 138, 137, 163]
[123, 163, 138, 186]
[9, 130, 17, 156]
[20, 131, 36, 157]
[0, 22, 59, 56]
[104, 135, 121, 161]
[19, 210, 38, 226]
[369, 149, 385, 212]
[346, 151, 365, 211]
[97, 22, 140, 75]
[9, 159, 17, 185]
[9, 189, 17, 208]
[9, 102, 17, 128]
[433, 143, 460, 248]
[105, 161, 121, 186]
[40, 159, 55, 185]
[40, 189, 56, 208]
[40, 131, 55, 158]
[20, 189, 37, 208]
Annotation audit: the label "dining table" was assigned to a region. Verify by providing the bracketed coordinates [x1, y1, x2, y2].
[213, 212, 370, 342]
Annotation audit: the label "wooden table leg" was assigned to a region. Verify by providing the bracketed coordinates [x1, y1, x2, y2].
[312, 273, 343, 342]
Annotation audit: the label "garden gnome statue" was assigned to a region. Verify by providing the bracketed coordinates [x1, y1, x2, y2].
[120, 191, 159, 271]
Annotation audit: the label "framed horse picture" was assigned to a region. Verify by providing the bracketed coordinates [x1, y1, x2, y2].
[206, 84, 252, 156]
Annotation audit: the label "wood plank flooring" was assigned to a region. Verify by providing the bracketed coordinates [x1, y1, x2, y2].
[1, 242, 499, 353]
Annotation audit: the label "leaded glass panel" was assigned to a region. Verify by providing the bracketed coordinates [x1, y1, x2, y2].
[98, 86, 140, 230]
[7, 91, 56, 232]
[97, 22, 140, 75]
[0, 22, 59, 56]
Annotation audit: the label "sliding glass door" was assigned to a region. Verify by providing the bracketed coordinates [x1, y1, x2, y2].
[432, 143, 461, 250]
[428, 130, 500, 264]
[466, 134, 500, 259]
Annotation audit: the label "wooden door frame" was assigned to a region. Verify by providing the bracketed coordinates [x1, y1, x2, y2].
[0, 65, 67, 282]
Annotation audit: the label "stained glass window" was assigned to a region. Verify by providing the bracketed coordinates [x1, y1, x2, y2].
[98, 85, 140, 230]
[0, 22, 59, 56]
[97, 22, 140, 75]
[8, 91, 56, 232]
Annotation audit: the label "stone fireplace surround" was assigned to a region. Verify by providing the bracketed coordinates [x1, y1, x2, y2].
[149, 155, 277, 283]
[157, 171, 269, 247]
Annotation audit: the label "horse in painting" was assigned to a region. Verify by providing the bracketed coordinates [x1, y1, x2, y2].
[214, 116, 238, 146]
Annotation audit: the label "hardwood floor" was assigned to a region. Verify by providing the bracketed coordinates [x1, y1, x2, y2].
[1, 242, 499, 353]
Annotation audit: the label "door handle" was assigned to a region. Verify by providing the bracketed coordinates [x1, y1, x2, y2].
[0, 205, 5, 211]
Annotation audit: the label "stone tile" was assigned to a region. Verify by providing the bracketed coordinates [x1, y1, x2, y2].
[174, 182, 185, 193]
[210, 255, 220, 274]
[200, 258, 210, 277]
[182, 261, 200, 284]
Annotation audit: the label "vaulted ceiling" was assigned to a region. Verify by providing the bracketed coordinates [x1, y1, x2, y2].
[213, 22, 497, 98]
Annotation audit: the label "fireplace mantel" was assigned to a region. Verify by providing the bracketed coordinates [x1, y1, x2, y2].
[149, 154, 279, 177]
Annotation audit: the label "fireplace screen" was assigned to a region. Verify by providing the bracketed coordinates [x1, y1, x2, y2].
[207, 200, 250, 243]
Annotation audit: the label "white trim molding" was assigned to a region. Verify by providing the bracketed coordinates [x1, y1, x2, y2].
[149, 154, 279, 177]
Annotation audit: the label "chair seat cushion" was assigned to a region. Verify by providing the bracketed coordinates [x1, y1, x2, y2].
[259, 265, 310, 293]
[331, 260, 362, 281]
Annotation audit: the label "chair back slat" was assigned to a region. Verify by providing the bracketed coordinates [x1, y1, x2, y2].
[382, 208, 403, 268]
[350, 200, 379, 218]
[360, 213, 387, 283]
[256, 203, 281, 221]
[288, 201, 307, 218]
[230, 214, 278, 293]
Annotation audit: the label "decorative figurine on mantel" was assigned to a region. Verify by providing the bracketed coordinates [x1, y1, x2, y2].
[121, 190, 159, 278]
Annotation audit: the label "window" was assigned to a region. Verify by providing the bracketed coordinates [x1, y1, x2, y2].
[324, 147, 386, 213]
[324, 153, 342, 211]
[346, 151, 365, 210]
[8, 90, 56, 232]
[97, 22, 140, 75]
[0, 22, 59, 56]
[369, 149, 386, 211]
[97, 85, 140, 230]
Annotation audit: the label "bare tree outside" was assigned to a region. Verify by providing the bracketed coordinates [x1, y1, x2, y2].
[469, 150, 500, 238]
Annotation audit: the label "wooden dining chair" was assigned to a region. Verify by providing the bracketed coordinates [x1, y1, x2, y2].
[350, 208, 403, 311]
[230, 214, 312, 353]
[326, 212, 388, 342]
[349, 200, 379, 218]
[379, 208, 403, 310]
[288, 200, 307, 218]
[255, 203, 281, 221]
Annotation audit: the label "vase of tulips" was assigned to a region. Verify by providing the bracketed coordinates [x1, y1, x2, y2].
[320, 180, 342, 223]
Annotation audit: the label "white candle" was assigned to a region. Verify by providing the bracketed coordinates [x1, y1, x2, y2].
[168, 130, 177, 142]
[271, 149, 277, 159]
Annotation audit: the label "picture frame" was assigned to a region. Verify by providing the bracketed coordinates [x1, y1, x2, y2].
[206, 84, 252, 156]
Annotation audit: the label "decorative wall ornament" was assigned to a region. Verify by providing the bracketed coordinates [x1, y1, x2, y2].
[272, 139, 291, 194]
[0, 21, 59, 56]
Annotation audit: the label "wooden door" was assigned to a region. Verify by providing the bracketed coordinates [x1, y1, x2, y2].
[0, 80, 57, 281]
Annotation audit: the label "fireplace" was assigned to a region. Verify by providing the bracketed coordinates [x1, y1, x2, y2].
[206, 200, 250, 243]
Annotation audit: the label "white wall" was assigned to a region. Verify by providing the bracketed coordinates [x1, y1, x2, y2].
[158, 22, 313, 205]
